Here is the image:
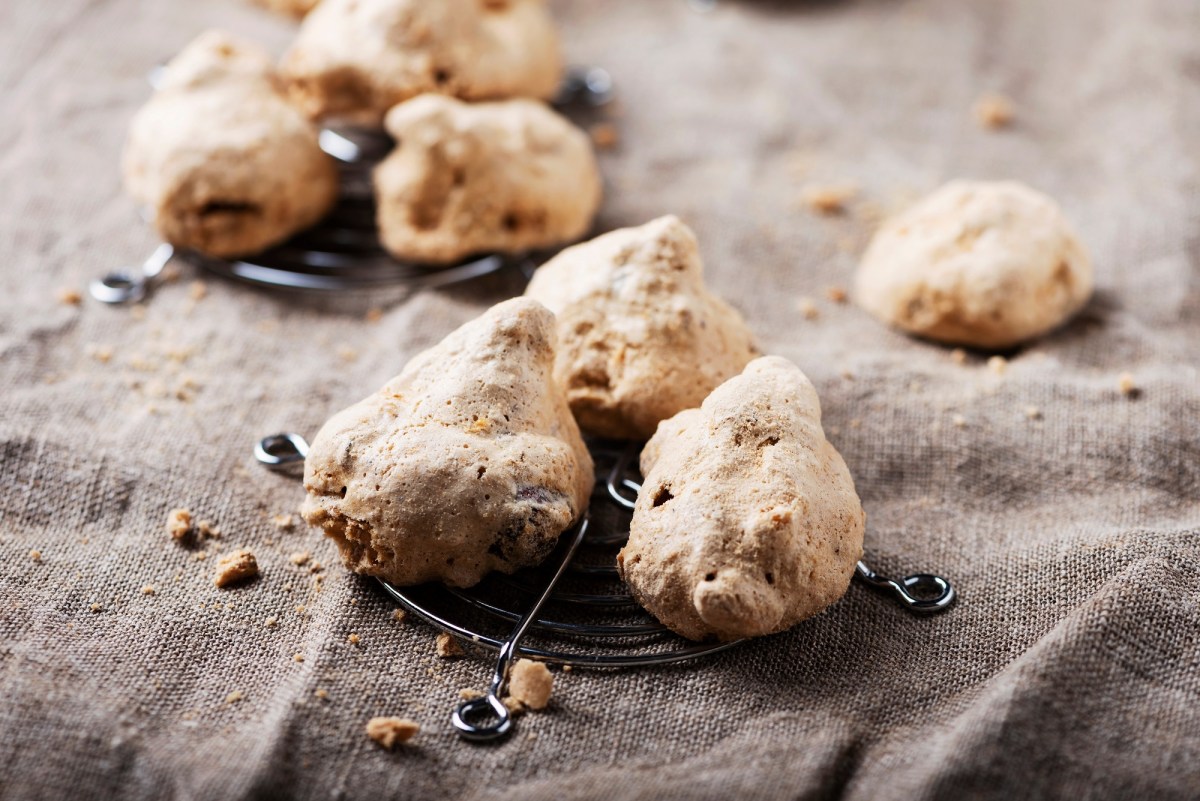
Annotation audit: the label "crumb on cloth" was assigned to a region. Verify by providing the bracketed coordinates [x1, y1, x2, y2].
[505, 659, 553, 712]
[366, 717, 419, 750]
[800, 183, 858, 215]
[435, 632, 463, 658]
[214, 549, 258, 588]
[974, 93, 1015, 129]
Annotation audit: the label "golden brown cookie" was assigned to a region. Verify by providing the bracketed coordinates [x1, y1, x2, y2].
[122, 31, 338, 258]
[302, 298, 594, 588]
[373, 95, 601, 265]
[855, 180, 1093, 349]
[618, 356, 865, 641]
[525, 216, 759, 440]
[279, 0, 562, 125]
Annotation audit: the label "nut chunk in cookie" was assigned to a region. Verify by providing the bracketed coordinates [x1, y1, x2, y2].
[525, 216, 759, 441]
[122, 31, 338, 258]
[373, 95, 601, 266]
[280, 0, 562, 125]
[855, 180, 1092, 350]
[618, 357, 864, 641]
[301, 298, 594, 588]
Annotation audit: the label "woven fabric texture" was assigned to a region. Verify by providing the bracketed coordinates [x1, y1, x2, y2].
[1, 1, 1198, 799]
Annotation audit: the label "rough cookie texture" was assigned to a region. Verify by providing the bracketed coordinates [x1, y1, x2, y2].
[855, 180, 1093, 349]
[214, 549, 259, 588]
[279, 0, 562, 125]
[374, 95, 601, 265]
[525, 216, 759, 440]
[506, 659, 553, 711]
[122, 31, 338, 258]
[618, 357, 865, 641]
[302, 298, 594, 588]
[365, 717, 419, 749]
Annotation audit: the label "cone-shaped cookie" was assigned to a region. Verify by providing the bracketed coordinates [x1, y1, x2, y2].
[618, 356, 864, 641]
[302, 298, 594, 588]
[525, 216, 759, 440]
[122, 31, 338, 258]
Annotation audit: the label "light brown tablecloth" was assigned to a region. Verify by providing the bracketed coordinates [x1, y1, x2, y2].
[2, 1, 1199, 799]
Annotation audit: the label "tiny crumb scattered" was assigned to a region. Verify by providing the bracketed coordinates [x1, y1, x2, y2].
[293, 653, 305, 663]
[272, 513, 296, 531]
[458, 688, 484, 701]
[840, 370, 854, 381]
[436, 632, 464, 659]
[951, 414, 967, 428]
[56, 287, 83, 306]
[1024, 405, 1042, 420]
[1118, 372, 1138, 397]
[188, 281, 208, 301]
[193, 551, 208, 562]
[366, 717, 419, 750]
[141, 585, 156, 596]
[315, 689, 328, 700]
[951, 348, 968, 365]
[392, 609, 408, 623]
[797, 297, 820, 320]
[974, 93, 1015, 129]
[196, 519, 221, 539]
[213, 548, 258, 588]
[29, 550, 42, 562]
[87, 344, 115, 364]
[506, 659, 553, 711]
[987, 355, 1008, 375]
[337, 345, 359, 363]
[167, 508, 193, 541]
[90, 603, 103, 613]
[562, 665, 572, 673]
[588, 121, 619, 150]
[825, 286, 848, 304]
[502, 696, 527, 716]
[265, 616, 278, 628]
[295, 605, 306, 614]
[348, 633, 361, 645]
[800, 183, 858, 216]
[289, 551, 311, 566]
[226, 690, 244, 704]
[365, 307, 383, 323]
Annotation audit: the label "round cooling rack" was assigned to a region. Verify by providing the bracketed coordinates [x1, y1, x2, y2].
[254, 432, 956, 742]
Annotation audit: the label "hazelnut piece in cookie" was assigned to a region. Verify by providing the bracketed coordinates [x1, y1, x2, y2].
[525, 216, 759, 440]
[122, 31, 338, 258]
[301, 298, 594, 588]
[373, 95, 601, 266]
[618, 357, 865, 642]
[855, 180, 1092, 349]
[279, 0, 562, 125]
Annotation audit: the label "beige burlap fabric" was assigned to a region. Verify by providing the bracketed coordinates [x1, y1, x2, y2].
[2, 1, 1199, 799]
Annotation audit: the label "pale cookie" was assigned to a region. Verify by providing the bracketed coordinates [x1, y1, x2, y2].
[123, 31, 338, 258]
[374, 95, 601, 265]
[618, 356, 865, 641]
[525, 216, 759, 440]
[280, 0, 561, 125]
[214, 548, 259, 588]
[302, 298, 594, 588]
[855, 180, 1092, 349]
[506, 659, 553, 711]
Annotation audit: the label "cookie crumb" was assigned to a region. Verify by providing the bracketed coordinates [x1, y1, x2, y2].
[951, 414, 967, 428]
[337, 345, 358, 363]
[265, 616, 278, 628]
[188, 281, 208, 301]
[588, 121, 619, 150]
[987, 355, 1008, 375]
[293, 653, 304, 663]
[562, 664, 572, 673]
[141, 585, 156, 596]
[1024, 405, 1042, 420]
[86, 343, 114, 363]
[196, 519, 221, 539]
[90, 603, 103, 613]
[295, 605, 306, 614]
[166, 508, 192, 540]
[502, 696, 527, 716]
[435, 632, 464, 658]
[272, 513, 296, 530]
[57, 287, 83, 306]
[1118, 372, 1137, 396]
[29, 550, 42, 562]
[392, 609, 408, 623]
[974, 93, 1015, 129]
[365, 307, 384, 323]
[458, 688, 484, 701]
[315, 689, 329, 700]
[825, 286, 848, 304]
[800, 183, 857, 216]
[289, 551, 311, 566]
[194, 551, 208, 561]
[506, 659, 553, 711]
[796, 297, 820, 320]
[214, 549, 258, 588]
[366, 717, 419, 750]
[348, 633, 361, 645]
[226, 690, 244, 704]
[950, 348, 967, 365]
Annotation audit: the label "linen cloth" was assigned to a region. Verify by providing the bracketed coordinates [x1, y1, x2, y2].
[1, 1, 1198, 799]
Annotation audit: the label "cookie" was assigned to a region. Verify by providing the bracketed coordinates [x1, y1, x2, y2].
[617, 356, 865, 641]
[374, 95, 601, 265]
[855, 180, 1093, 349]
[301, 298, 594, 588]
[122, 31, 338, 258]
[279, 0, 561, 125]
[525, 216, 759, 440]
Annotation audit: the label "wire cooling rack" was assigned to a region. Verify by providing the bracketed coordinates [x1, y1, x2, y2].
[255, 432, 955, 742]
[91, 67, 615, 304]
